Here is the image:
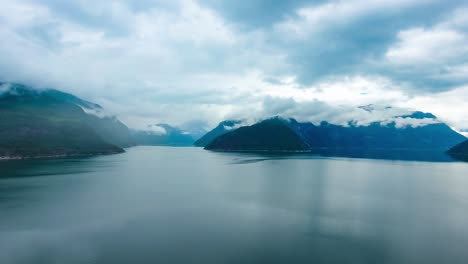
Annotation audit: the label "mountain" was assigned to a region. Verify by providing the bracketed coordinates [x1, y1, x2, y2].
[43, 87, 134, 148]
[132, 124, 196, 146]
[0, 82, 131, 159]
[448, 140, 468, 161]
[194, 120, 242, 147]
[179, 120, 209, 142]
[206, 118, 307, 152]
[287, 116, 465, 151]
[205, 115, 466, 153]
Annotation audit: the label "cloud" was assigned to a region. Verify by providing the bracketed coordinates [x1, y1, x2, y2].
[0, 83, 12, 94]
[223, 123, 241, 130]
[268, 0, 462, 86]
[0, 0, 466, 131]
[398, 84, 468, 131]
[145, 125, 168, 135]
[391, 117, 439, 128]
[79, 106, 109, 119]
[200, 0, 312, 28]
[275, 0, 430, 37]
[384, 10, 468, 87]
[260, 96, 413, 126]
[386, 28, 467, 65]
[259, 96, 443, 129]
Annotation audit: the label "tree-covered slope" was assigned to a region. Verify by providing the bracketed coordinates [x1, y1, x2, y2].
[287, 118, 465, 151]
[448, 140, 468, 161]
[205, 118, 307, 152]
[43, 86, 134, 148]
[194, 120, 242, 147]
[204, 114, 466, 153]
[0, 83, 126, 158]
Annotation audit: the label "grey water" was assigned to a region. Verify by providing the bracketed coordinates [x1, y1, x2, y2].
[1, 146, 468, 264]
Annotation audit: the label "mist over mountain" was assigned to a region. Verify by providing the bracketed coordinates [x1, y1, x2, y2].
[1, 82, 466, 160]
[0, 82, 129, 158]
[179, 120, 209, 142]
[0, 82, 212, 158]
[132, 124, 198, 146]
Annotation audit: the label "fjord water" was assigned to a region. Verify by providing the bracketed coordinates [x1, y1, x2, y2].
[1, 147, 468, 264]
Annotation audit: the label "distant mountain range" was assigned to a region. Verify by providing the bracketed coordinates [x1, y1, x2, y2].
[132, 124, 198, 146]
[205, 116, 466, 154]
[1, 82, 467, 161]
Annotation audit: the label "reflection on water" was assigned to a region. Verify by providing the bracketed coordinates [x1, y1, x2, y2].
[0, 146, 468, 264]
[226, 149, 457, 163]
[0, 158, 112, 178]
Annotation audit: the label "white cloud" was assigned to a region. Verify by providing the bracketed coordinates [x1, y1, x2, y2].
[385, 7, 468, 86]
[397, 84, 468, 130]
[259, 96, 419, 127]
[79, 106, 109, 119]
[439, 7, 468, 30]
[223, 123, 244, 130]
[146, 125, 167, 135]
[134, 0, 235, 46]
[0, 0, 466, 133]
[0, 83, 12, 94]
[391, 117, 439, 128]
[276, 0, 432, 37]
[386, 27, 467, 65]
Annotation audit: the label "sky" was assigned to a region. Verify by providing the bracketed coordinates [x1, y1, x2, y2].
[0, 0, 467, 133]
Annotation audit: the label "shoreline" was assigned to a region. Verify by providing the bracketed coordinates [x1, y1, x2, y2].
[0, 151, 124, 161]
[204, 147, 452, 153]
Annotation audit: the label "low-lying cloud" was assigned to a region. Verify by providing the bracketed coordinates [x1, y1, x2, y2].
[259, 96, 439, 128]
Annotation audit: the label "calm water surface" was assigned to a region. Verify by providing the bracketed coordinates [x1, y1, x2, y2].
[1, 147, 468, 264]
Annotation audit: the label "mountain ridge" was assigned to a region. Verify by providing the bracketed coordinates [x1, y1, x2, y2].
[0, 82, 130, 159]
[448, 140, 468, 161]
[205, 115, 466, 154]
[206, 118, 307, 152]
[194, 120, 243, 147]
